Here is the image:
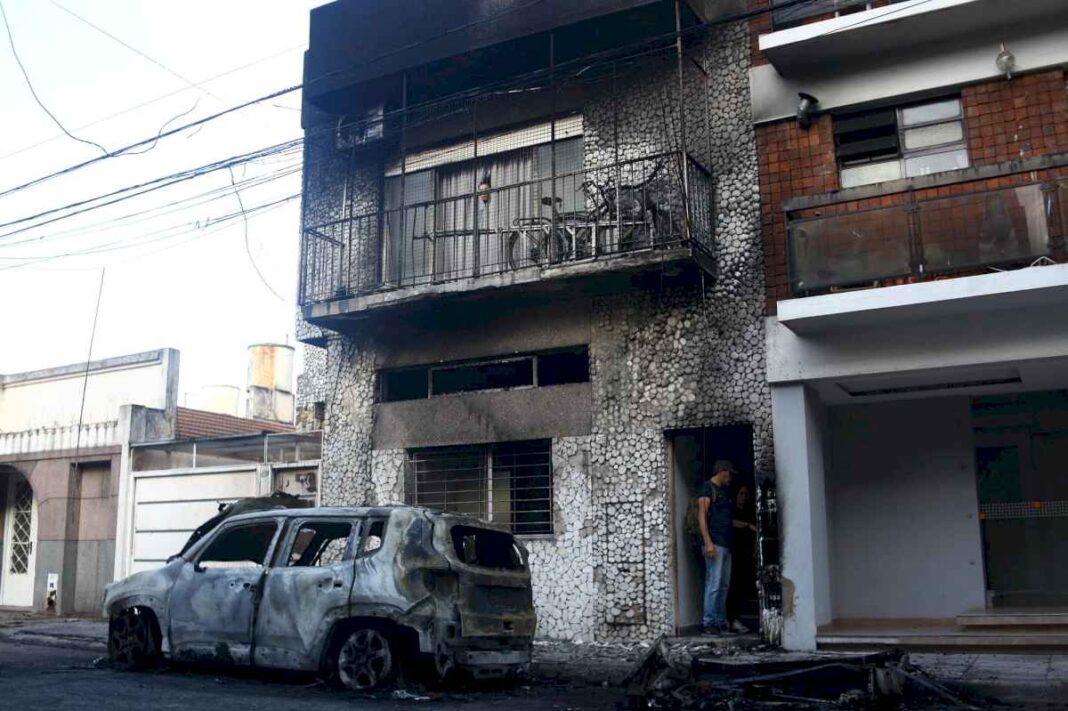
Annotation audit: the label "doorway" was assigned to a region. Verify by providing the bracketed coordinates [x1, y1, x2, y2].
[669, 424, 756, 634]
[0, 468, 38, 608]
[973, 391, 1068, 608]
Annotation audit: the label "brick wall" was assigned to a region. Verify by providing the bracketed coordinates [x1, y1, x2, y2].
[754, 69, 1068, 313]
[963, 70, 1068, 165]
[756, 114, 838, 311]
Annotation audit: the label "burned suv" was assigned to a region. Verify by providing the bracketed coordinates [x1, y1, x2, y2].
[103, 504, 536, 690]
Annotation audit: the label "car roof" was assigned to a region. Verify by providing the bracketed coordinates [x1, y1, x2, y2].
[223, 504, 457, 524]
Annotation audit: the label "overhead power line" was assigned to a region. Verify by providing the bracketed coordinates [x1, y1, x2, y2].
[0, 139, 303, 239]
[0, 43, 303, 164]
[49, 0, 221, 100]
[0, 0, 108, 155]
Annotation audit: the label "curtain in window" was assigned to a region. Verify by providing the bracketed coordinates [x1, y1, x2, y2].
[437, 148, 536, 278]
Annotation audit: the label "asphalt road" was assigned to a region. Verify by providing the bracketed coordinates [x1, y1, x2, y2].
[0, 639, 624, 710]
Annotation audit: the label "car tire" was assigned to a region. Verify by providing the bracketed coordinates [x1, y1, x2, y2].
[332, 627, 395, 691]
[108, 608, 161, 670]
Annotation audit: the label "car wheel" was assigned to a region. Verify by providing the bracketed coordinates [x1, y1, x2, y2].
[108, 608, 160, 670]
[334, 628, 394, 691]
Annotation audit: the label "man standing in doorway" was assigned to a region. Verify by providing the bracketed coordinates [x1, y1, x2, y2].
[698, 459, 737, 634]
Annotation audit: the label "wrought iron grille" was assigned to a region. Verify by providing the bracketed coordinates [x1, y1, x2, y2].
[9, 480, 32, 575]
[405, 441, 553, 535]
[300, 33, 714, 306]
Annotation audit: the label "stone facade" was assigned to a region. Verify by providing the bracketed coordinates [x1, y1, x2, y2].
[297, 21, 770, 642]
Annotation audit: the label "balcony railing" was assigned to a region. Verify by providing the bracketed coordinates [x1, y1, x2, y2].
[301, 151, 713, 305]
[787, 179, 1068, 296]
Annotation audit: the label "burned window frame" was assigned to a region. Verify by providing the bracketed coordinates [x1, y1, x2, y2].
[282, 519, 357, 568]
[404, 440, 553, 536]
[195, 520, 282, 571]
[377, 346, 590, 403]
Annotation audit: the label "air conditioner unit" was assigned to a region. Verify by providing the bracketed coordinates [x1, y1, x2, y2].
[336, 104, 384, 150]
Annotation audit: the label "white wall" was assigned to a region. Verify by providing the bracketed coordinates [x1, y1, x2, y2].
[826, 396, 986, 620]
[0, 350, 177, 432]
[773, 384, 832, 650]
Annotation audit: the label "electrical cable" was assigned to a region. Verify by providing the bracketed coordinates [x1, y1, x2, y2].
[0, 0, 108, 155]
[49, 0, 221, 100]
[0, 0, 821, 202]
[0, 43, 303, 164]
[0, 139, 303, 237]
[0, 0, 829, 253]
[230, 164, 285, 301]
[0, 192, 299, 271]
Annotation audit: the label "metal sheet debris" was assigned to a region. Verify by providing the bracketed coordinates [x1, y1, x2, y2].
[624, 640, 977, 709]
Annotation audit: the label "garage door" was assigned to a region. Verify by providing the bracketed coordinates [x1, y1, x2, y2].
[129, 467, 258, 574]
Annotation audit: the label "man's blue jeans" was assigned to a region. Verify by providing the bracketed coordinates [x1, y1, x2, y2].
[703, 546, 732, 629]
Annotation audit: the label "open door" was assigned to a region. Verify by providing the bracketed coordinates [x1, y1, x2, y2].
[669, 425, 756, 635]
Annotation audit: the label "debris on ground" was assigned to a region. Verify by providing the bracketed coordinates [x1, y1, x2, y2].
[623, 639, 979, 709]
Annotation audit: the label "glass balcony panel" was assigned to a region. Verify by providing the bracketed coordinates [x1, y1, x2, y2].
[788, 206, 913, 292]
[920, 184, 1049, 272]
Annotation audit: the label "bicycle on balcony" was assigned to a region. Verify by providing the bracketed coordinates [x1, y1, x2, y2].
[504, 159, 672, 271]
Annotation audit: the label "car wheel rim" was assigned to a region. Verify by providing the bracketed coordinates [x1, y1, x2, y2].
[110, 611, 149, 664]
[337, 629, 391, 690]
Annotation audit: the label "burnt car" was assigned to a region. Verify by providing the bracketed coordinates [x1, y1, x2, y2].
[103, 504, 536, 690]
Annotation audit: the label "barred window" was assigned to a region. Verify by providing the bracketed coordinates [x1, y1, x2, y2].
[405, 440, 553, 535]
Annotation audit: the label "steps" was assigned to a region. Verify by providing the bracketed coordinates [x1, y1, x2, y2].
[818, 611, 1068, 652]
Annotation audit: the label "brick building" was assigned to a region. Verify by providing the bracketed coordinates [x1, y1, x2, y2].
[750, 0, 1068, 650]
[295, 0, 777, 643]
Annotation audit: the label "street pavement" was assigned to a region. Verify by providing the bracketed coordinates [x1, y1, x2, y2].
[0, 636, 622, 711]
[2, 615, 1067, 708]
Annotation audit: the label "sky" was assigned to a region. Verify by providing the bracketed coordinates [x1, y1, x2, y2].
[0, 0, 324, 411]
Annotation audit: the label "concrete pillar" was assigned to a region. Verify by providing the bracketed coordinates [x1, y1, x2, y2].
[771, 384, 832, 651]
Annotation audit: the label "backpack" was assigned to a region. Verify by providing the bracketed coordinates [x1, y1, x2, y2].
[684, 485, 717, 539]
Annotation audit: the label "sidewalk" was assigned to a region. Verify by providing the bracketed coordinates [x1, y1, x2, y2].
[0, 610, 107, 652]
[1, 614, 1065, 705]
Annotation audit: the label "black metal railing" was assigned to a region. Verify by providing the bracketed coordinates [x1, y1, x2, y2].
[787, 179, 1067, 296]
[301, 151, 713, 305]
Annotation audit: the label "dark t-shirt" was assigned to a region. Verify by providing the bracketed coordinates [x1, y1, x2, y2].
[698, 481, 734, 549]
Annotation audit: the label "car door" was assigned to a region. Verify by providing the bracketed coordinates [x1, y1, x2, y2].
[252, 517, 359, 670]
[168, 518, 282, 665]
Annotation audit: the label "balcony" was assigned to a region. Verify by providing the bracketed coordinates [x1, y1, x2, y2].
[759, 0, 1068, 77]
[301, 152, 712, 318]
[786, 177, 1068, 298]
[298, 26, 716, 325]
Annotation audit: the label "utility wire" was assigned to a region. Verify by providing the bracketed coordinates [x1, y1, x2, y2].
[49, 0, 221, 100]
[0, 0, 796, 199]
[0, 43, 302, 164]
[0, 0, 827, 225]
[229, 165, 285, 301]
[0, 139, 303, 237]
[0, 193, 299, 271]
[0, 0, 109, 155]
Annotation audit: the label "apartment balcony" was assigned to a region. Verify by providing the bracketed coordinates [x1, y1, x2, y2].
[787, 176, 1067, 298]
[759, 0, 1068, 78]
[300, 151, 715, 325]
[774, 169, 1068, 337]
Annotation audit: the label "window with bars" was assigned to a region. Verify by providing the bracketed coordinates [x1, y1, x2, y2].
[405, 440, 553, 535]
[836, 97, 970, 189]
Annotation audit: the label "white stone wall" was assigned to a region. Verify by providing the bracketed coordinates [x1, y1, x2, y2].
[296, 21, 770, 642]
